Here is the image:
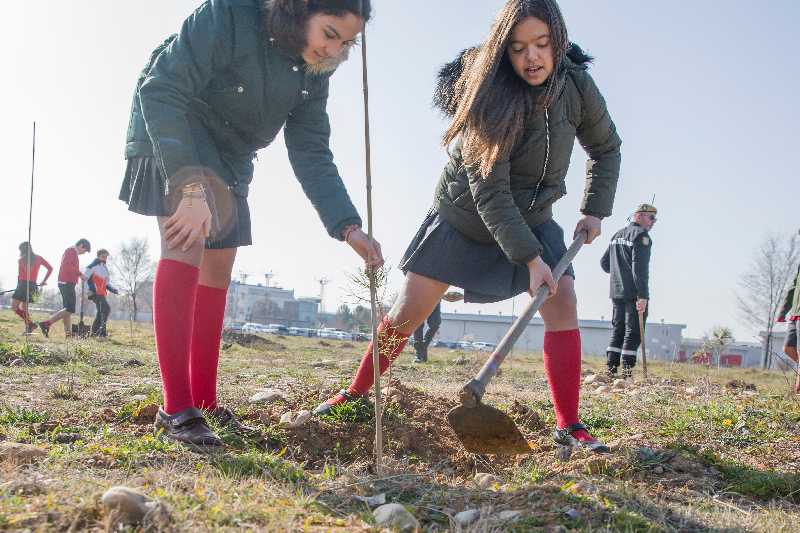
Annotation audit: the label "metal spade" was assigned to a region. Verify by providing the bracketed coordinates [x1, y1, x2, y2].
[448, 232, 587, 455]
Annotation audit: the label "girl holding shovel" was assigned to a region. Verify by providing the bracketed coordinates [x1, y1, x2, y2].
[119, 0, 382, 450]
[316, 0, 621, 453]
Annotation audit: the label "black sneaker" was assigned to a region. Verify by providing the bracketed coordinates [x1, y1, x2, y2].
[24, 322, 36, 335]
[154, 407, 223, 452]
[622, 366, 634, 380]
[553, 423, 610, 454]
[207, 406, 261, 437]
[38, 322, 50, 338]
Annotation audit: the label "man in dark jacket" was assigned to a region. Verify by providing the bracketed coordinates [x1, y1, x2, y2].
[601, 204, 657, 378]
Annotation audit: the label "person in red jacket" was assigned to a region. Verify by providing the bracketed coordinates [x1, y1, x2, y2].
[38, 239, 91, 338]
[11, 242, 52, 334]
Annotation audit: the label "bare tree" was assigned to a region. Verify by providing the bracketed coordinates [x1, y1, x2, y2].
[112, 237, 155, 322]
[736, 232, 799, 369]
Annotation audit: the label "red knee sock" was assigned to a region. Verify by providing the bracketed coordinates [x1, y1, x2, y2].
[153, 259, 199, 414]
[190, 285, 228, 410]
[15, 308, 32, 325]
[543, 329, 594, 442]
[347, 316, 409, 397]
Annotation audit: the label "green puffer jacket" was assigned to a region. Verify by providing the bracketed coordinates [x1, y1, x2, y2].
[779, 264, 800, 320]
[125, 0, 361, 239]
[432, 46, 622, 265]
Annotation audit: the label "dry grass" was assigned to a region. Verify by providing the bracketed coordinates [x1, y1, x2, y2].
[0, 309, 799, 532]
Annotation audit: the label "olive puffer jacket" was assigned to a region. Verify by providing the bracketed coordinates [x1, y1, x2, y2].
[433, 45, 622, 264]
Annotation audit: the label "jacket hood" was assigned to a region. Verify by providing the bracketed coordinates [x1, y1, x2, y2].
[433, 42, 593, 117]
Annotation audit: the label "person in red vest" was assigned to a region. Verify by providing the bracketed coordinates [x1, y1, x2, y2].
[12, 242, 52, 334]
[38, 239, 91, 338]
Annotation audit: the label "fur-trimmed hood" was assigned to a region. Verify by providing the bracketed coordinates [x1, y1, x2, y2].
[433, 43, 593, 117]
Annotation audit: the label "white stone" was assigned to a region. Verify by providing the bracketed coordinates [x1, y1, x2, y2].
[130, 394, 147, 402]
[594, 385, 611, 394]
[612, 379, 628, 389]
[101, 486, 165, 525]
[279, 410, 312, 429]
[583, 374, 598, 385]
[497, 510, 522, 521]
[249, 389, 284, 404]
[474, 472, 500, 489]
[454, 509, 480, 526]
[373, 503, 419, 531]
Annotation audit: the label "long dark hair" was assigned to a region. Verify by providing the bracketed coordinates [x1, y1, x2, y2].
[18, 242, 34, 266]
[264, 0, 372, 55]
[442, 0, 569, 178]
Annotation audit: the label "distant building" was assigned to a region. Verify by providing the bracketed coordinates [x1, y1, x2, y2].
[676, 338, 763, 368]
[226, 281, 320, 327]
[439, 312, 685, 359]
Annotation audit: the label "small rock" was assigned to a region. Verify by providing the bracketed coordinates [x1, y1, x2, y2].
[130, 394, 148, 402]
[612, 379, 628, 389]
[53, 433, 81, 444]
[0, 442, 48, 465]
[454, 509, 480, 526]
[594, 385, 611, 394]
[497, 510, 522, 521]
[123, 359, 143, 367]
[653, 465, 664, 474]
[1, 480, 47, 496]
[453, 356, 468, 365]
[373, 503, 419, 531]
[583, 374, 598, 385]
[564, 508, 581, 521]
[474, 472, 500, 489]
[249, 389, 284, 404]
[685, 387, 697, 395]
[279, 410, 312, 429]
[101, 486, 169, 526]
[556, 445, 573, 462]
[354, 493, 386, 507]
[310, 360, 335, 369]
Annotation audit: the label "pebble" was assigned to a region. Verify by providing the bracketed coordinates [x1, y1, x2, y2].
[564, 508, 581, 521]
[101, 486, 165, 525]
[0, 442, 48, 464]
[594, 385, 611, 394]
[612, 379, 628, 389]
[373, 503, 419, 531]
[53, 433, 82, 444]
[474, 472, 500, 489]
[130, 394, 148, 402]
[279, 410, 311, 429]
[249, 389, 284, 404]
[454, 509, 480, 526]
[583, 374, 598, 385]
[497, 510, 522, 521]
[653, 465, 664, 474]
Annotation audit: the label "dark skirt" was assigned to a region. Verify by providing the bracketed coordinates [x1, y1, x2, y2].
[399, 211, 575, 304]
[119, 157, 252, 249]
[13, 280, 39, 303]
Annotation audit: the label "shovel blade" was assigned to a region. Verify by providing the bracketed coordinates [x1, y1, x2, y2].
[447, 403, 531, 455]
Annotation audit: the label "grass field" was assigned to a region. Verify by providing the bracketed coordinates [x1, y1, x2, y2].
[1, 310, 799, 532]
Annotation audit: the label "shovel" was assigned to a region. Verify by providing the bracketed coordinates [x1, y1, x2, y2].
[447, 231, 587, 455]
[72, 280, 90, 338]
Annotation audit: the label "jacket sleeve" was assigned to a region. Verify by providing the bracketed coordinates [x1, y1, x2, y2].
[632, 235, 651, 299]
[467, 158, 542, 265]
[600, 246, 610, 274]
[283, 78, 362, 240]
[138, 1, 235, 192]
[573, 70, 622, 219]
[779, 268, 798, 320]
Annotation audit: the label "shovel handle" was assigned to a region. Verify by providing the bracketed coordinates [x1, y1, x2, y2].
[460, 231, 587, 406]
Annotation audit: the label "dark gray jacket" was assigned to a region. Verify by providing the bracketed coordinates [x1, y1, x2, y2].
[125, 0, 360, 239]
[601, 223, 652, 300]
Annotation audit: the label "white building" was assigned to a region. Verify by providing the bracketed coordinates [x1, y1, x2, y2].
[439, 312, 685, 359]
[226, 281, 320, 327]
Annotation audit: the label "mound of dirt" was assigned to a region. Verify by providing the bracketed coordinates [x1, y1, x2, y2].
[251, 381, 526, 475]
[725, 379, 757, 391]
[221, 331, 285, 350]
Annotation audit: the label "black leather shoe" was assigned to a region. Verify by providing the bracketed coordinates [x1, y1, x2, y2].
[553, 423, 610, 454]
[154, 407, 223, 451]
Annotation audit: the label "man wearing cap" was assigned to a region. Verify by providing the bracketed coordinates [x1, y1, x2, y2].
[601, 204, 657, 378]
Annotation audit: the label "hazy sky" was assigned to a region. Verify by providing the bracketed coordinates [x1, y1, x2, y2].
[1, 1, 797, 341]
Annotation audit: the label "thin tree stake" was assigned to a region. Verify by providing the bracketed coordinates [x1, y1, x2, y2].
[25, 122, 37, 344]
[360, 25, 383, 474]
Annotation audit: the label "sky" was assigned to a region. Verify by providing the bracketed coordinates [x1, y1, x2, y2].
[1, 1, 798, 341]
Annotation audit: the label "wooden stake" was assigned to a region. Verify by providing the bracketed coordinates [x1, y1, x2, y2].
[360, 25, 383, 474]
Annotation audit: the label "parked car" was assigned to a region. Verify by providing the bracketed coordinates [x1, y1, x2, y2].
[264, 324, 289, 335]
[288, 327, 317, 337]
[433, 340, 459, 349]
[471, 341, 497, 352]
[225, 322, 246, 334]
[242, 322, 268, 334]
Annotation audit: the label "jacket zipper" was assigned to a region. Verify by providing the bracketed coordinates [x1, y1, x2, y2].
[527, 108, 550, 212]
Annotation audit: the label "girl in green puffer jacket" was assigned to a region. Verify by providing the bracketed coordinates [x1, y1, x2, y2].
[318, 0, 621, 454]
